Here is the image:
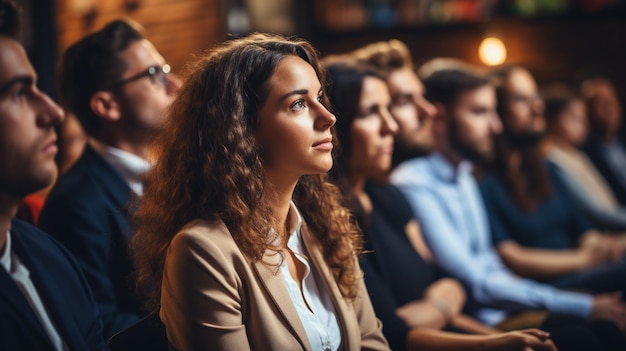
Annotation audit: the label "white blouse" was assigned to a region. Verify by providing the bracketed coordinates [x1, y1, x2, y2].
[279, 203, 341, 351]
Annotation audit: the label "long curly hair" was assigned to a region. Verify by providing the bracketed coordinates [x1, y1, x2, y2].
[132, 33, 363, 310]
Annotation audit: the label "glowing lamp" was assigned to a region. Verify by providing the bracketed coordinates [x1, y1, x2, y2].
[479, 37, 507, 66]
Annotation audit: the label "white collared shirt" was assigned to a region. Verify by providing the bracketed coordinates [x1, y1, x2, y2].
[279, 203, 341, 351]
[89, 138, 151, 195]
[1, 232, 69, 351]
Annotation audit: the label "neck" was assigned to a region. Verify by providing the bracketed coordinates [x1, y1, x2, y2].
[96, 133, 150, 160]
[351, 174, 372, 216]
[436, 139, 464, 169]
[0, 195, 20, 253]
[265, 172, 298, 248]
[546, 136, 575, 151]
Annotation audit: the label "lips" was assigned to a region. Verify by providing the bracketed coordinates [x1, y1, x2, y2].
[42, 137, 58, 156]
[312, 137, 333, 150]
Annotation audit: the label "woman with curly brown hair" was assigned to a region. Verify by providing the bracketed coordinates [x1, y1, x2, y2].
[130, 33, 389, 351]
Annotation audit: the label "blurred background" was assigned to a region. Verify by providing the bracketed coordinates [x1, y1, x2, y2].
[21, 0, 626, 107]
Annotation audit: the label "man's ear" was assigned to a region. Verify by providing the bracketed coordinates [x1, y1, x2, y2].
[90, 91, 121, 121]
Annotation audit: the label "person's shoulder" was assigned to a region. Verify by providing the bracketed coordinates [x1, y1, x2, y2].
[11, 219, 78, 266]
[390, 157, 431, 185]
[53, 148, 107, 190]
[44, 149, 122, 210]
[11, 218, 48, 241]
[477, 173, 505, 203]
[170, 219, 241, 258]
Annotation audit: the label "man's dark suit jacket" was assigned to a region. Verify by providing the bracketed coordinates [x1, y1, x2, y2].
[39, 145, 143, 338]
[583, 136, 626, 205]
[0, 219, 106, 350]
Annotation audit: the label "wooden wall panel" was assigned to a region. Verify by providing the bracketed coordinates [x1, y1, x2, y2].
[54, 0, 224, 78]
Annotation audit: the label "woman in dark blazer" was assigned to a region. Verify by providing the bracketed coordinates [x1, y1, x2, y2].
[324, 60, 558, 351]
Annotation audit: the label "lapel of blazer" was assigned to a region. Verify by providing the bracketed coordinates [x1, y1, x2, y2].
[300, 223, 355, 351]
[0, 265, 54, 348]
[10, 223, 87, 351]
[83, 145, 135, 238]
[252, 252, 311, 350]
[83, 144, 132, 208]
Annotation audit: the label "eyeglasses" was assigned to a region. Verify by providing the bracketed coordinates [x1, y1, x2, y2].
[106, 64, 171, 90]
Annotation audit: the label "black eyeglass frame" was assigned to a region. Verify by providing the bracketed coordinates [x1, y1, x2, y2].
[105, 64, 171, 90]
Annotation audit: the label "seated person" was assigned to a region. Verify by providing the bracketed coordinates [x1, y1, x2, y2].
[0, 2, 105, 349]
[542, 84, 626, 231]
[131, 33, 389, 350]
[580, 76, 626, 205]
[479, 67, 626, 297]
[390, 66, 626, 349]
[39, 18, 180, 338]
[326, 61, 558, 351]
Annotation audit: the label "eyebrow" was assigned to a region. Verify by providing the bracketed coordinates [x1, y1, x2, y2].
[279, 87, 323, 102]
[280, 89, 308, 102]
[0, 76, 34, 96]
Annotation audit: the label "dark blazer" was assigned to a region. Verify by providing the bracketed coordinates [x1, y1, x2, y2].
[39, 145, 143, 338]
[0, 219, 106, 351]
[583, 136, 626, 205]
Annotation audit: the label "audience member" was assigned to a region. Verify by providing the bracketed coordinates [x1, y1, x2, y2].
[580, 76, 626, 205]
[0, 1, 105, 349]
[390, 67, 626, 349]
[479, 66, 626, 294]
[326, 61, 558, 351]
[542, 84, 626, 231]
[351, 40, 437, 167]
[131, 33, 389, 350]
[38, 19, 180, 338]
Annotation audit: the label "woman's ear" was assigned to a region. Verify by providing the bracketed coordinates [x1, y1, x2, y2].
[90, 91, 121, 121]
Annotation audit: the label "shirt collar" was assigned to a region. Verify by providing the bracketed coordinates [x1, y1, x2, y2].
[0, 232, 12, 273]
[89, 138, 151, 185]
[286, 201, 303, 253]
[429, 151, 474, 183]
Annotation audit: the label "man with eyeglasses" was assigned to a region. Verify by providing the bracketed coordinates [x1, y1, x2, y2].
[39, 18, 180, 338]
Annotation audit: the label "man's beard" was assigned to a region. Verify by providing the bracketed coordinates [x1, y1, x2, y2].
[392, 138, 434, 166]
[449, 120, 494, 165]
[505, 129, 545, 148]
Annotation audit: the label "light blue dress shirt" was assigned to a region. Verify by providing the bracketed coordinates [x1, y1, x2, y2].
[390, 152, 593, 325]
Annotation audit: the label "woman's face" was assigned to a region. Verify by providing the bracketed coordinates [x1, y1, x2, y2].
[556, 99, 588, 147]
[349, 76, 398, 179]
[254, 55, 336, 181]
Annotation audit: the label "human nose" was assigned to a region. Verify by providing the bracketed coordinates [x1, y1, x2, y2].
[315, 104, 336, 130]
[36, 91, 65, 127]
[490, 113, 503, 135]
[416, 95, 437, 121]
[381, 108, 398, 136]
[532, 97, 545, 117]
[165, 73, 182, 96]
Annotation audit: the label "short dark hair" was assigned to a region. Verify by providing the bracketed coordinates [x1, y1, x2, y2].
[57, 19, 143, 136]
[424, 68, 490, 108]
[0, 0, 20, 38]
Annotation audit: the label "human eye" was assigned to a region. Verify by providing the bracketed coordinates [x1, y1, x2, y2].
[291, 98, 307, 111]
[392, 94, 412, 107]
[358, 105, 378, 118]
[11, 84, 28, 101]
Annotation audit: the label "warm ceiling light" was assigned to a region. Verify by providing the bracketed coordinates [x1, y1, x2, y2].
[479, 37, 507, 66]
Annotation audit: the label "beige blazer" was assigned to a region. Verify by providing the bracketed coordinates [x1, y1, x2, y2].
[160, 219, 389, 351]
